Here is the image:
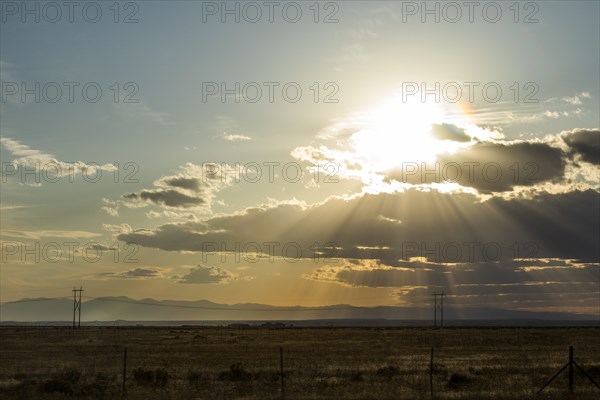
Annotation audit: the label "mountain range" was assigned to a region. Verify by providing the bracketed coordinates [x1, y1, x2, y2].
[1, 296, 598, 325]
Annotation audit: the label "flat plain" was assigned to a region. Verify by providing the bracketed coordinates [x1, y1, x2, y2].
[1, 326, 599, 399]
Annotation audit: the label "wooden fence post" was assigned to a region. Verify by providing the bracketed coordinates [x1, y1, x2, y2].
[430, 346, 434, 400]
[568, 346, 574, 393]
[122, 346, 127, 397]
[280, 347, 285, 400]
[538, 345, 600, 393]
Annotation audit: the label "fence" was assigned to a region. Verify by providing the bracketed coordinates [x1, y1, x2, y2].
[1, 326, 599, 399]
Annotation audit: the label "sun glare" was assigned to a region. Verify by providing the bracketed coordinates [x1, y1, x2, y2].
[351, 95, 468, 171]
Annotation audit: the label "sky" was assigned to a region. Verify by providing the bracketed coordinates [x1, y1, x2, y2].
[1, 1, 599, 318]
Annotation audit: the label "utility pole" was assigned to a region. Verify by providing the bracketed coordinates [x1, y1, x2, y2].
[432, 292, 445, 329]
[72, 287, 83, 329]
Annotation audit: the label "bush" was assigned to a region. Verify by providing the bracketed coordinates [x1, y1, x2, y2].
[154, 368, 170, 388]
[133, 367, 154, 385]
[133, 367, 169, 388]
[376, 365, 400, 379]
[59, 368, 81, 384]
[80, 382, 107, 397]
[448, 373, 473, 389]
[41, 379, 73, 395]
[94, 372, 115, 383]
[218, 363, 252, 382]
[187, 371, 201, 386]
[349, 371, 364, 382]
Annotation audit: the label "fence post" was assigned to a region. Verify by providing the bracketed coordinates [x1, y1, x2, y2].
[538, 345, 600, 393]
[568, 346, 573, 393]
[430, 346, 434, 400]
[122, 346, 127, 397]
[280, 347, 285, 400]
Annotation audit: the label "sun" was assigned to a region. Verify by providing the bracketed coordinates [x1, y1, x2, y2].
[351, 95, 466, 171]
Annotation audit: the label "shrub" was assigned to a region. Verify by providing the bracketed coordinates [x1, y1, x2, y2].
[218, 363, 252, 382]
[448, 373, 473, 389]
[80, 382, 108, 398]
[133, 367, 169, 388]
[187, 371, 201, 386]
[41, 379, 73, 395]
[94, 372, 115, 383]
[13, 373, 28, 382]
[133, 367, 154, 385]
[59, 368, 81, 384]
[154, 368, 170, 388]
[349, 371, 364, 382]
[376, 365, 400, 379]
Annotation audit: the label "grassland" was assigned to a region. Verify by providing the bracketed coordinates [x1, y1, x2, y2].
[1, 326, 599, 399]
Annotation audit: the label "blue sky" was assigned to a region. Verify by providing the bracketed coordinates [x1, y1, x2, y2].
[1, 1, 599, 317]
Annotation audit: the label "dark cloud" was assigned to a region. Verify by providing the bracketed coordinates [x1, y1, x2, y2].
[118, 189, 600, 263]
[562, 128, 600, 165]
[176, 265, 236, 284]
[430, 123, 471, 142]
[386, 141, 566, 192]
[160, 177, 202, 191]
[124, 189, 205, 208]
[85, 244, 118, 251]
[307, 259, 599, 310]
[307, 259, 598, 288]
[97, 267, 163, 279]
[397, 286, 598, 309]
[118, 163, 234, 211]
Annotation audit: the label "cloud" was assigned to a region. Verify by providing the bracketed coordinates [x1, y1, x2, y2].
[430, 123, 472, 142]
[562, 128, 600, 165]
[117, 163, 235, 212]
[0, 230, 101, 240]
[146, 210, 198, 221]
[159, 176, 202, 191]
[92, 267, 164, 280]
[102, 223, 133, 234]
[118, 188, 600, 263]
[102, 206, 119, 217]
[124, 189, 206, 208]
[562, 92, 591, 106]
[306, 258, 599, 310]
[0, 137, 116, 185]
[84, 243, 119, 252]
[291, 119, 599, 194]
[386, 140, 566, 193]
[288, 92, 596, 194]
[306, 258, 598, 288]
[223, 133, 253, 142]
[0, 205, 32, 211]
[175, 265, 238, 284]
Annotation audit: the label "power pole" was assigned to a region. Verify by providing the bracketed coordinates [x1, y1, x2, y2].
[441, 292, 444, 328]
[72, 287, 83, 329]
[432, 292, 445, 329]
[433, 293, 437, 328]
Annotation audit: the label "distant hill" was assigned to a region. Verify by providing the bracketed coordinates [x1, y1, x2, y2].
[1, 296, 598, 324]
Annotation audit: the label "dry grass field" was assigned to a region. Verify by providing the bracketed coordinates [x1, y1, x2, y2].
[1, 326, 599, 399]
